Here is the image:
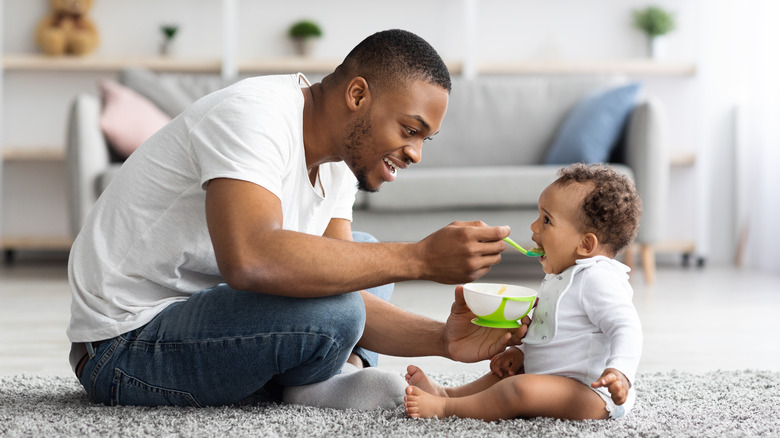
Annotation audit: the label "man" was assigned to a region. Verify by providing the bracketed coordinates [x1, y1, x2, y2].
[68, 29, 520, 408]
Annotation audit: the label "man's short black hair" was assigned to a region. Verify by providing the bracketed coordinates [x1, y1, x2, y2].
[330, 29, 451, 94]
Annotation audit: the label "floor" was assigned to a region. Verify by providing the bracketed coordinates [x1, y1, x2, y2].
[2, 256, 780, 379]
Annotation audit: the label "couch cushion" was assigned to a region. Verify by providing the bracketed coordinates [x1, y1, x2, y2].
[120, 68, 236, 117]
[363, 165, 564, 212]
[352, 208, 542, 244]
[544, 82, 641, 165]
[424, 75, 628, 168]
[98, 80, 171, 159]
[361, 164, 634, 213]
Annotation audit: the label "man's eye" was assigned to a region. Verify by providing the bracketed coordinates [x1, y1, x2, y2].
[405, 127, 417, 136]
[424, 136, 434, 142]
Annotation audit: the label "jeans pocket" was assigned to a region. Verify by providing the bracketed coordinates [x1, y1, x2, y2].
[111, 368, 202, 407]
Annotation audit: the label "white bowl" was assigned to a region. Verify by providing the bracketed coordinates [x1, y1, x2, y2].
[463, 283, 536, 328]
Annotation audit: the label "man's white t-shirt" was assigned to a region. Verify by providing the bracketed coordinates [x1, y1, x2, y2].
[67, 74, 358, 342]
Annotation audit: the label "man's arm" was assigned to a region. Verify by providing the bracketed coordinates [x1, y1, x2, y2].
[327, 215, 528, 363]
[321, 217, 354, 241]
[358, 287, 529, 362]
[205, 178, 509, 297]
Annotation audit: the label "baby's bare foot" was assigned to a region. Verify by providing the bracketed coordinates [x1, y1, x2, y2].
[404, 386, 448, 419]
[405, 365, 448, 397]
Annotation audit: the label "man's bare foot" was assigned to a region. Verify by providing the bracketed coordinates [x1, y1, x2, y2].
[404, 386, 448, 419]
[405, 365, 449, 397]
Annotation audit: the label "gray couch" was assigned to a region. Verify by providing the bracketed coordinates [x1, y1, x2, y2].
[67, 69, 667, 282]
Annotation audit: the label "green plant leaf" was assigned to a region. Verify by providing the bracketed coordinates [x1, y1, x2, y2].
[160, 25, 179, 40]
[633, 6, 675, 37]
[288, 20, 323, 39]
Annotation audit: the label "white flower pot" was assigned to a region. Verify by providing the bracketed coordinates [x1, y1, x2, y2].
[648, 36, 666, 59]
[293, 38, 316, 57]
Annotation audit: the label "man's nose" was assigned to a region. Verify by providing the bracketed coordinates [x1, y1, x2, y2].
[405, 141, 422, 164]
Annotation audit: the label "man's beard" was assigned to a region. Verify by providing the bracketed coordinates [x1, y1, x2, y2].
[344, 112, 376, 193]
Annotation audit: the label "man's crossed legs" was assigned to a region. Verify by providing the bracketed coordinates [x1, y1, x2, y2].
[76, 232, 405, 408]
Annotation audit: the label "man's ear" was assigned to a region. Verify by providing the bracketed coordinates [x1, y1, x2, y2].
[576, 233, 599, 257]
[345, 77, 370, 112]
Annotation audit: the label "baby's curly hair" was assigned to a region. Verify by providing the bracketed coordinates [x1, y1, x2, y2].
[555, 163, 642, 255]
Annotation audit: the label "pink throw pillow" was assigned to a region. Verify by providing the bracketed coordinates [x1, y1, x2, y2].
[99, 79, 171, 159]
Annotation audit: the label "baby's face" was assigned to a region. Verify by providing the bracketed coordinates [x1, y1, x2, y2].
[530, 182, 588, 275]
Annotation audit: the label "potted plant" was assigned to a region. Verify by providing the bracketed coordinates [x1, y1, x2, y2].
[288, 20, 322, 57]
[632, 6, 676, 58]
[159, 24, 179, 56]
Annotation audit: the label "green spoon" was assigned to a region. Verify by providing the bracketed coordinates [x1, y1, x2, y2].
[503, 237, 545, 257]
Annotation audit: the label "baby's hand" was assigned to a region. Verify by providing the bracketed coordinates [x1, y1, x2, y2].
[489, 346, 524, 378]
[591, 368, 631, 405]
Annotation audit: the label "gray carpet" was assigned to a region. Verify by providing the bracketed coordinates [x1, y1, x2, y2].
[2, 370, 779, 437]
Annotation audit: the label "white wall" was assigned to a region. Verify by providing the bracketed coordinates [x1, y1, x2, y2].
[4, 0, 699, 61]
[2, 0, 747, 266]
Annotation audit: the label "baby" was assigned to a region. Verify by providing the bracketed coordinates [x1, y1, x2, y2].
[404, 163, 643, 421]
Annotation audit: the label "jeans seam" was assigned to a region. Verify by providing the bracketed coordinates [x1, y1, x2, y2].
[87, 339, 118, 400]
[122, 331, 342, 349]
[127, 332, 346, 375]
[111, 368, 204, 408]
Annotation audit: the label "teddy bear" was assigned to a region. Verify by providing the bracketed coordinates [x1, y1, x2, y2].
[35, 0, 100, 56]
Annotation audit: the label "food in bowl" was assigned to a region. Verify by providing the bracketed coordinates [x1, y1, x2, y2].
[463, 283, 536, 328]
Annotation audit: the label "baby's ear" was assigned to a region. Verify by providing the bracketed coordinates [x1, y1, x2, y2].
[576, 233, 599, 257]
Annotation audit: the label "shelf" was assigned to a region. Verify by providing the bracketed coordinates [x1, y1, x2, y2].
[478, 59, 697, 76]
[1, 54, 457, 75]
[2, 147, 65, 162]
[1, 53, 345, 74]
[238, 57, 342, 74]
[670, 153, 696, 167]
[1, 236, 73, 251]
[654, 240, 696, 254]
[3, 53, 223, 73]
[3, 54, 695, 76]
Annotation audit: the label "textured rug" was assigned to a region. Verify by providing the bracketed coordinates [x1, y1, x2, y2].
[2, 370, 779, 437]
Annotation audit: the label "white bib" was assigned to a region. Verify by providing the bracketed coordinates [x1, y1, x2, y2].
[522, 256, 619, 344]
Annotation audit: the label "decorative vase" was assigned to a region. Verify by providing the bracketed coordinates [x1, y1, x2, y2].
[160, 40, 174, 56]
[293, 38, 315, 57]
[648, 36, 666, 59]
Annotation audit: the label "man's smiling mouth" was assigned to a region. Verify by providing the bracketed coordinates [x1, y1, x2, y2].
[383, 157, 398, 175]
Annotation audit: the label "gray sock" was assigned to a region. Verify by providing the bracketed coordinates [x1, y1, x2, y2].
[282, 363, 407, 410]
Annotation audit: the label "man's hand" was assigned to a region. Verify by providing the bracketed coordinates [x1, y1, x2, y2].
[489, 346, 525, 378]
[444, 286, 530, 363]
[416, 221, 510, 284]
[591, 368, 631, 405]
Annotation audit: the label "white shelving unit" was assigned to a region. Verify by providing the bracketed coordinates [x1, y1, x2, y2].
[0, 0, 5, 259]
[0, 54, 697, 169]
[659, 152, 700, 265]
[0, 0, 697, 261]
[3, 53, 698, 77]
[0, 55, 696, 166]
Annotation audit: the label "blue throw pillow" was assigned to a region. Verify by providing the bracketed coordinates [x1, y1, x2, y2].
[544, 82, 641, 164]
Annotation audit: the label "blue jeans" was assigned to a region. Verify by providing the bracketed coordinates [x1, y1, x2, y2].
[76, 231, 393, 407]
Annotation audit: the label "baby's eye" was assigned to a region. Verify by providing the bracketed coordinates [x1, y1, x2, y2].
[543, 216, 551, 225]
